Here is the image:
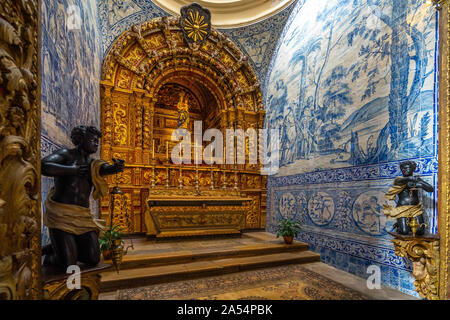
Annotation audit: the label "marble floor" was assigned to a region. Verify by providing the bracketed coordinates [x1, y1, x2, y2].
[99, 232, 417, 300]
[300, 262, 417, 300]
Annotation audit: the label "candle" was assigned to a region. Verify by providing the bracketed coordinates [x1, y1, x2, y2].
[166, 141, 169, 160]
[223, 145, 226, 164]
[152, 139, 155, 158]
[195, 143, 199, 166]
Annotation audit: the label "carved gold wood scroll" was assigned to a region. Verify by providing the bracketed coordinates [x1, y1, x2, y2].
[43, 274, 101, 300]
[0, 0, 41, 300]
[391, 233, 440, 300]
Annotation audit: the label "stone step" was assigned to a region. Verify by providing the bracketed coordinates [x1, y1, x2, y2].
[104, 241, 309, 271]
[100, 251, 320, 292]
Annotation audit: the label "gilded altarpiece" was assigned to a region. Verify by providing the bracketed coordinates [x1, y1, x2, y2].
[0, 0, 41, 299]
[100, 17, 267, 235]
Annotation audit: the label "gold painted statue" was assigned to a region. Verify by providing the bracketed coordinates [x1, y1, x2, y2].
[177, 91, 190, 129]
[383, 160, 434, 236]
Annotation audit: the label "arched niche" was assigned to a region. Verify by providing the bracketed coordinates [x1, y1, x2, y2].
[99, 16, 267, 233]
[100, 16, 265, 161]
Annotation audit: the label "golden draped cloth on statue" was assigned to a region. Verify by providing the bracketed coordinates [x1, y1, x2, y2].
[382, 177, 423, 219]
[43, 159, 109, 237]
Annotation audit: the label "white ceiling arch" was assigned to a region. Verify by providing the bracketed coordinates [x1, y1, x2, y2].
[152, 0, 295, 28]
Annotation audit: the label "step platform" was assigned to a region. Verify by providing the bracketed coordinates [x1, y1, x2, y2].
[100, 232, 320, 293]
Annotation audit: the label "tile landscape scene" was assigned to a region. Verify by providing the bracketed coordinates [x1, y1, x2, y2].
[264, 0, 438, 296]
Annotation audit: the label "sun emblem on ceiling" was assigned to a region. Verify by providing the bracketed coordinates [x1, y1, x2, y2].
[184, 10, 208, 41]
[180, 3, 211, 45]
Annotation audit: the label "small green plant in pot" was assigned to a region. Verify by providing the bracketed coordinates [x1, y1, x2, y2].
[99, 225, 124, 260]
[275, 218, 302, 244]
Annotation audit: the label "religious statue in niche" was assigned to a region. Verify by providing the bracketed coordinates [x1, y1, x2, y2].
[383, 160, 434, 236]
[41, 126, 125, 270]
[177, 91, 190, 129]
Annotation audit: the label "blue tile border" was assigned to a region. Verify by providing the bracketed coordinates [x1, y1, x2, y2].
[268, 156, 437, 188]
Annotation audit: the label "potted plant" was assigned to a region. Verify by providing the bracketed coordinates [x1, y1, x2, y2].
[99, 225, 124, 260]
[275, 218, 302, 244]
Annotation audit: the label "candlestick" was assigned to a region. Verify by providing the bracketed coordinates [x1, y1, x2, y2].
[151, 158, 156, 188]
[194, 143, 201, 166]
[234, 141, 237, 167]
[178, 166, 183, 189]
[165, 165, 170, 188]
[210, 165, 214, 190]
[195, 161, 200, 195]
[222, 170, 227, 190]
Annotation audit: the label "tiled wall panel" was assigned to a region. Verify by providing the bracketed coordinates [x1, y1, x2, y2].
[265, 0, 438, 297]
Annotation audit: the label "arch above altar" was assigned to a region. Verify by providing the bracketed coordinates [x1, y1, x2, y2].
[99, 14, 267, 235]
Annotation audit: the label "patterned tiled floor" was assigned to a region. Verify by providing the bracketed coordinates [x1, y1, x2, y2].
[117, 264, 369, 300]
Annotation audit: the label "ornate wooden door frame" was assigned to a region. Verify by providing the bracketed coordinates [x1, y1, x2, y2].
[0, 0, 42, 300]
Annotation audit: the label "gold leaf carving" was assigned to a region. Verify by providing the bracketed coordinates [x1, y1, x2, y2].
[117, 69, 132, 89]
[112, 192, 132, 233]
[245, 196, 260, 228]
[125, 46, 145, 66]
[113, 103, 128, 146]
[0, 0, 40, 300]
[392, 236, 440, 300]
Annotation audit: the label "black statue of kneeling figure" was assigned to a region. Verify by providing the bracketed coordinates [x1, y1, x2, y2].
[41, 126, 125, 270]
[384, 160, 434, 236]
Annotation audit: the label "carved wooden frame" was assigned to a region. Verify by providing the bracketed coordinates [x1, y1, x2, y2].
[0, 0, 41, 300]
[437, 0, 450, 300]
